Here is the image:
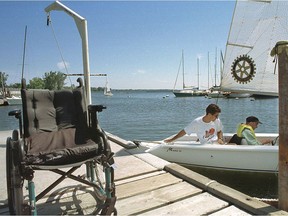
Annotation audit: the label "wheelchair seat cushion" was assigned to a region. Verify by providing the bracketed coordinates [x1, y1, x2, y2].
[25, 128, 99, 165]
[20, 85, 103, 166]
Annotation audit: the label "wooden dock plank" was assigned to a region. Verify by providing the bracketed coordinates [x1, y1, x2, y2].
[115, 170, 166, 185]
[116, 181, 202, 215]
[116, 172, 182, 199]
[141, 192, 229, 215]
[209, 205, 252, 216]
[113, 148, 159, 181]
[165, 163, 288, 215]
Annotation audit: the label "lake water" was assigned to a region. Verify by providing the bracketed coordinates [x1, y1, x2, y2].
[0, 90, 279, 140]
[0, 90, 279, 198]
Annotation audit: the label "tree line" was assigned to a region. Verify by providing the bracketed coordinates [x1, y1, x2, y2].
[1, 71, 67, 90]
[1, 71, 105, 92]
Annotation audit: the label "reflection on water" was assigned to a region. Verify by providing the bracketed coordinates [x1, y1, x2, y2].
[184, 165, 278, 199]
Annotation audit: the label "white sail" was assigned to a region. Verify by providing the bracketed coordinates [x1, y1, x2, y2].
[221, 0, 288, 97]
[104, 76, 113, 96]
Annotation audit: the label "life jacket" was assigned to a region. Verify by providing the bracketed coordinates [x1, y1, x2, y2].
[237, 124, 256, 138]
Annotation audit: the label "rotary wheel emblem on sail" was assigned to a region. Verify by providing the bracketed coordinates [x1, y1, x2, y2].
[231, 55, 256, 84]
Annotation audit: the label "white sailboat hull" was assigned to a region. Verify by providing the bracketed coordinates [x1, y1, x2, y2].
[173, 89, 206, 97]
[138, 133, 279, 173]
[207, 91, 227, 98]
[226, 93, 251, 98]
[104, 92, 113, 96]
[6, 95, 22, 105]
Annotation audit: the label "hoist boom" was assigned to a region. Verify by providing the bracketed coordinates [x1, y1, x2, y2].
[45, 1, 91, 104]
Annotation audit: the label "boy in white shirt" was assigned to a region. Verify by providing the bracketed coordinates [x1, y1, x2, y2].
[164, 104, 224, 144]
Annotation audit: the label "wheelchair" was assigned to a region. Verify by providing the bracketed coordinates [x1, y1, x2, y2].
[6, 78, 116, 215]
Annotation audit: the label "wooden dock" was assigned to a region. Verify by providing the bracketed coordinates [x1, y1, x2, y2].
[0, 130, 287, 215]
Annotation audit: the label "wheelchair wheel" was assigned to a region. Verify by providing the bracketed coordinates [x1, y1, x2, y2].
[6, 137, 25, 215]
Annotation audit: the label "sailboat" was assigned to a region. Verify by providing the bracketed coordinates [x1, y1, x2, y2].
[207, 50, 229, 98]
[173, 50, 206, 97]
[135, 0, 284, 174]
[220, 0, 287, 98]
[208, 49, 251, 99]
[104, 76, 113, 96]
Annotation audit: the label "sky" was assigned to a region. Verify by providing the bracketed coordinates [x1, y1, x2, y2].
[0, 1, 235, 90]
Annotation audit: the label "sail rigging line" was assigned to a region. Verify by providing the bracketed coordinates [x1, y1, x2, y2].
[46, 14, 72, 86]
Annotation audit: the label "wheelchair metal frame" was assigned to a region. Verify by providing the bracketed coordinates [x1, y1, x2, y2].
[6, 79, 117, 215]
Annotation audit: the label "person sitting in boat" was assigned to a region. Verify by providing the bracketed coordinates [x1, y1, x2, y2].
[164, 103, 224, 144]
[236, 116, 273, 145]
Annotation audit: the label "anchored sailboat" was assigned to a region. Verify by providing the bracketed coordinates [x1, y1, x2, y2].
[173, 50, 206, 97]
[104, 76, 113, 96]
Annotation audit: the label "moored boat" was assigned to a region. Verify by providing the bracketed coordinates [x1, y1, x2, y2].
[104, 75, 113, 96]
[135, 133, 279, 174]
[6, 95, 22, 105]
[225, 92, 251, 99]
[173, 51, 206, 97]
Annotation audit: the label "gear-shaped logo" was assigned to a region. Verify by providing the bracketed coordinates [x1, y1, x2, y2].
[231, 54, 256, 84]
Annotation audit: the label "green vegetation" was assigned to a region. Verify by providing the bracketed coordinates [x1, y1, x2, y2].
[1, 71, 106, 91]
[92, 87, 105, 91]
[43, 71, 67, 90]
[29, 77, 45, 89]
[0, 71, 67, 90]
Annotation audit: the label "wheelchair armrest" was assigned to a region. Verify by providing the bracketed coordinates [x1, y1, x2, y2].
[9, 109, 23, 138]
[88, 105, 106, 113]
[88, 105, 106, 129]
[9, 109, 22, 119]
[87, 105, 113, 161]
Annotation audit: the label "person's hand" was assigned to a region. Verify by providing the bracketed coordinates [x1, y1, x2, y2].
[218, 138, 225, 144]
[164, 138, 171, 143]
[262, 139, 274, 145]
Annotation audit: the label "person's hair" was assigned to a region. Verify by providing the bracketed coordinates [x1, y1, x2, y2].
[206, 104, 221, 115]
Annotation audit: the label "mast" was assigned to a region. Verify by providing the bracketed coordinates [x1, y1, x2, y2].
[182, 50, 185, 89]
[220, 50, 224, 83]
[215, 47, 217, 86]
[45, 1, 92, 104]
[207, 52, 210, 89]
[21, 26, 27, 81]
[197, 57, 200, 89]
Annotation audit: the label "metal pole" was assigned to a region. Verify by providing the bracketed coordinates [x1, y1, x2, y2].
[271, 41, 288, 211]
[81, 20, 91, 104]
[45, 1, 91, 104]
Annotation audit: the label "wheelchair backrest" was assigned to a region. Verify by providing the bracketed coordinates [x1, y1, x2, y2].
[21, 79, 88, 138]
